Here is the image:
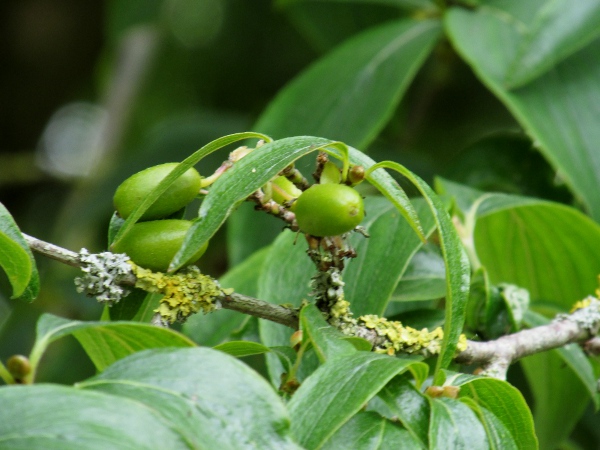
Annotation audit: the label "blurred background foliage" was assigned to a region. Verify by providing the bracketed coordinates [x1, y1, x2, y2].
[0, 0, 595, 446]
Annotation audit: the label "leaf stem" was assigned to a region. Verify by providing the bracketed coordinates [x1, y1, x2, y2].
[0, 360, 15, 385]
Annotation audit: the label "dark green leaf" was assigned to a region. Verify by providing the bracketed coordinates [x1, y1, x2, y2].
[258, 230, 315, 384]
[80, 348, 298, 449]
[213, 340, 271, 358]
[321, 411, 423, 450]
[428, 397, 488, 449]
[364, 161, 470, 374]
[0, 202, 39, 301]
[255, 19, 441, 148]
[0, 385, 189, 449]
[460, 397, 519, 450]
[446, 8, 600, 221]
[288, 351, 427, 448]
[378, 375, 430, 446]
[443, 371, 538, 450]
[390, 243, 446, 302]
[520, 350, 589, 449]
[505, 0, 600, 87]
[474, 199, 600, 310]
[31, 314, 195, 375]
[300, 303, 356, 361]
[344, 197, 436, 316]
[525, 310, 599, 409]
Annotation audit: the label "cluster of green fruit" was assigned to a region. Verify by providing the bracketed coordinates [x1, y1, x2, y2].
[111, 161, 365, 272]
[111, 163, 207, 272]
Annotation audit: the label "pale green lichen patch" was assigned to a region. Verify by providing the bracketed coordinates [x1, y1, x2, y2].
[130, 263, 224, 324]
[358, 315, 467, 357]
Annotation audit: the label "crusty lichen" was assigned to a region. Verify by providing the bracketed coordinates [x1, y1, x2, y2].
[130, 263, 230, 324]
[357, 314, 468, 357]
[74, 249, 132, 305]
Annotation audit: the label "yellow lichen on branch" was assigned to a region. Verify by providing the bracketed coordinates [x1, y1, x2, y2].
[130, 263, 230, 324]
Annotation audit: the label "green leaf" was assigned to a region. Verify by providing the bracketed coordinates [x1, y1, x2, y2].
[111, 132, 270, 253]
[391, 243, 446, 302]
[173, 136, 425, 271]
[446, 7, 600, 221]
[525, 310, 599, 409]
[520, 310, 599, 446]
[378, 375, 430, 447]
[255, 19, 441, 148]
[364, 161, 471, 374]
[300, 303, 356, 362]
[29, 314, 195, 378]
[504, 0, 600, 87]
[0, 385, 189, 449]
[79, 348, 298, 449]
[213, 341, 271, 358]
[320, 411, 422, 450]
[473, 198, 600, 309]
[443, 372, 538, 450]
[183, 246, 269, 345]
[460, 397, 519, 450]
[520, 350, 589, 449]
[428, 397, 488, 450]
[344, 197, 436, 316]
[258, 230, 315, 384]
[288, 351, 427, 448]
[0, 202, 39, 301]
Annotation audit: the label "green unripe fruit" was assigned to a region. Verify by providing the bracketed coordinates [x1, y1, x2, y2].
[112, 220, 208, 272]
[114, 163, 202, 221]
[294, 184, 364, 237]
[272, 176, 302, 205]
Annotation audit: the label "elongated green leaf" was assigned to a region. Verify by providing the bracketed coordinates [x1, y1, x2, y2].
[446, 7, 600, 221]
[378, 375, 430, 447]
[174, 135, 424, 270]
[300, 303, 356, 362]
[344, 197, 436, 316]
[111, 132, 270, 251]
[442, 371, 538, 449]
[288, 351, 427, 449]
[213, 341, 271, 358]
[80, 348, 298, 449]
[321, 411, 422, 450]
[364, 161, 470, 374]
[255, 19, 441, 148]
[30, 314, 195, 377]
[428, 397, 488, 450]
[505, 0, 600, 87]
[183, 246, 269, 345]
[0, 202, 39, 301]
[0, 385, 189, 449]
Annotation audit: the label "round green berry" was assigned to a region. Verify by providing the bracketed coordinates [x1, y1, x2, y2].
[112, 220, 208, 272]
[294, 184, 364, 237]
[114, 163, 202, 221]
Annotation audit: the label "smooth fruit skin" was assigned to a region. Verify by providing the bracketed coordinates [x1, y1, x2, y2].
[112, 220, 208, 272]
[294, 184, 364, 237]
[114, 163, 202, 221]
